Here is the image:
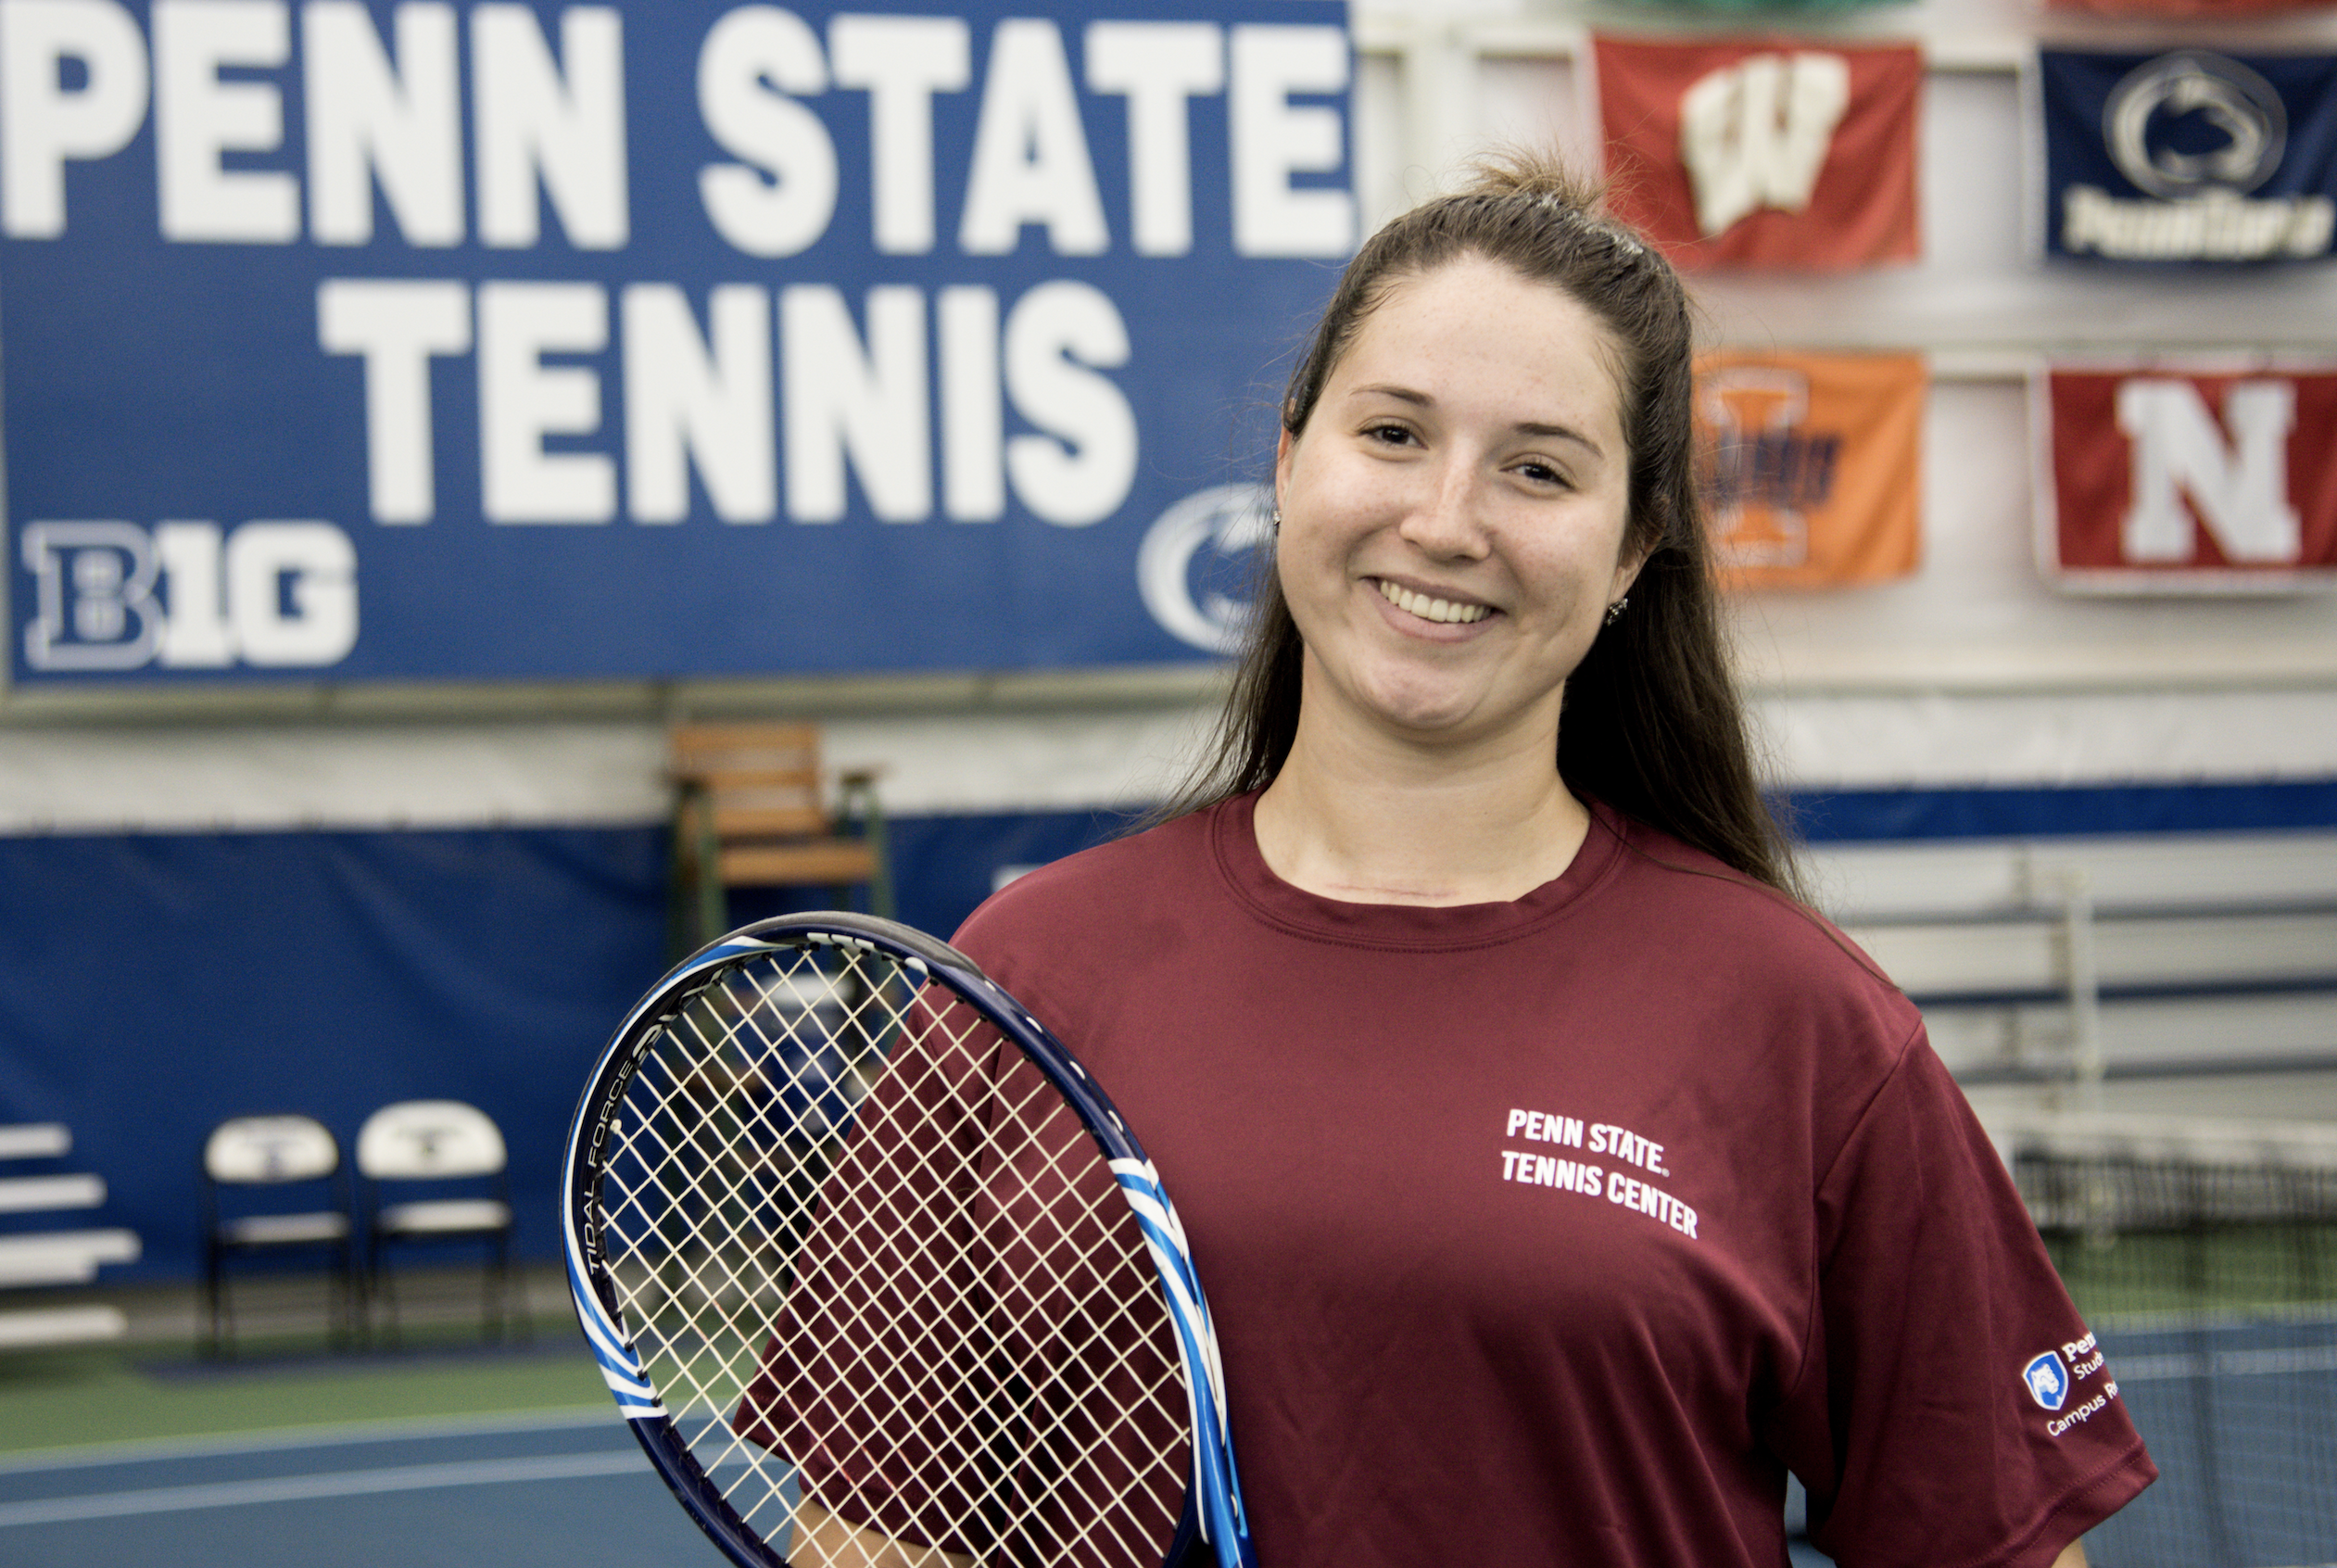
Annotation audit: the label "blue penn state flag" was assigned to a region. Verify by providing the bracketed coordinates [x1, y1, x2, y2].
[2037, 47, 2337, 263]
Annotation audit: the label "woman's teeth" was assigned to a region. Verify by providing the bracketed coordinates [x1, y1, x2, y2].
[1377, 580, 1489, 625]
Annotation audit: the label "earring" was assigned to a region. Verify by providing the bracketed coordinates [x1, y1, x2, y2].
[1603, 596, 1628, 626]
[1270, 506, 1282, 531]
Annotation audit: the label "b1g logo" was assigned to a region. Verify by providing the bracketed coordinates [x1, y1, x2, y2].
[2022, 1351, 2071, 1412]
[19, 521, 358, 673]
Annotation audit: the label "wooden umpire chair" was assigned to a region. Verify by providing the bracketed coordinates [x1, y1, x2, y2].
[669, 722, 893, 956]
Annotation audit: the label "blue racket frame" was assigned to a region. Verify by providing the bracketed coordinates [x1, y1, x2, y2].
[562, 911, 1259, 1568]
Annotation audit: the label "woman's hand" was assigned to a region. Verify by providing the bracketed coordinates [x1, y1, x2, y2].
[789, 1498, 978, 1568]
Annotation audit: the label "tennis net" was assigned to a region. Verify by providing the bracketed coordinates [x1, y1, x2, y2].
[1998, 1111, 2337, 1568]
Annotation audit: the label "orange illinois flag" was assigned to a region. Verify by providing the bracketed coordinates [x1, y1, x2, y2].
[1594, 34, 1922, 271]
[1696, 350, 1926, 588]
[2039, 362, 2337, 590]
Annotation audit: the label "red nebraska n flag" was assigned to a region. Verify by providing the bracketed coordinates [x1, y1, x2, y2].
[2039, 363, 2337, 590]
[1593, 34, 1921, 271]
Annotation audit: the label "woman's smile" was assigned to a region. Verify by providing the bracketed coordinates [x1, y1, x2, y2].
[1371, 576, 1495, 628]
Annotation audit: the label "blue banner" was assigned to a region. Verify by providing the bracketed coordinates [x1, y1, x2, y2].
[2039, 47, 2337, 263]
[4, 0, 1346, 684]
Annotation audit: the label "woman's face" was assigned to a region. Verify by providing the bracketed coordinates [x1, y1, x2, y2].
[1274, 254, 1641, 753]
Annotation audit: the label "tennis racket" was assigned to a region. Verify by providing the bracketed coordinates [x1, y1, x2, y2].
[562, 911, 1257, 1568]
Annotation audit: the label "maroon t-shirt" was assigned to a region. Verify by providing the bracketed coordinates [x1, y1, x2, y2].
[949, 794, 2155, 1568]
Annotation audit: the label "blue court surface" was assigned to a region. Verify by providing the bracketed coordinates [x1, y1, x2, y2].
[0, 1410, 710, 1568]
[2086, 1319, 2337, 1568]
[0, 1321, 2323, 1568]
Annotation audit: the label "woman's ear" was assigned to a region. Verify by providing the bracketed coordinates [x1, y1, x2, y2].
[1610, 518, 1653, 605]
[1610, 548, 1648, 607]
[1274, 424, 1295, 509]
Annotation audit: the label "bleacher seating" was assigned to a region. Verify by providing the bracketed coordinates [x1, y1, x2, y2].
[1804, 828, 2337, 1119]
[0, 1122, 141, 1347]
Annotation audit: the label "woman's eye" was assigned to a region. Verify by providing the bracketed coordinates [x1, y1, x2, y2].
[1364, 423, 1414, 446]
[1514, 460, 1569, 487]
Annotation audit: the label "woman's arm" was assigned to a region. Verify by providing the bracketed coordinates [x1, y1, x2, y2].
[789, 1498, 978, 1568]
[2053, 1540, 2088, 1568]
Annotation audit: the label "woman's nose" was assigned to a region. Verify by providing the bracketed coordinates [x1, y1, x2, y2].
[1397, 462, 1492, 560]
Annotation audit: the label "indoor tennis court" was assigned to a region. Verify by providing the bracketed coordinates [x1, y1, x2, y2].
[6, 0, 2337, 1563]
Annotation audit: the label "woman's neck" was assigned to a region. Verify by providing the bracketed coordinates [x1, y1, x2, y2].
[1250, 705, 1591, 907]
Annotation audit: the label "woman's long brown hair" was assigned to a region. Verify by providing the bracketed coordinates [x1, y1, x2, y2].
[1153, 152, 1799, 897]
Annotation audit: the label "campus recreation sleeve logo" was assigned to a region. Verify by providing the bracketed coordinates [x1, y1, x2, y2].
[2034, 360, 2337, 591]
[2021, 1333, 2123, 1439]
[1694, 350, 1924, 588]
[1592, 34, 1920, 271]
[2037, 49, 2337, 262]
[2022, 1350, 2070, 1410]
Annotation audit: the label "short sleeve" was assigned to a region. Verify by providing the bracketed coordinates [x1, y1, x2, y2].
[1765, 1034, 2156, 1568]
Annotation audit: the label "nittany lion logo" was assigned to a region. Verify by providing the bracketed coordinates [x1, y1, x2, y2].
[1136, 483, 1273, 654]
[2022, 1351, 2071, 1411]
[2103, 52, 2285, 201]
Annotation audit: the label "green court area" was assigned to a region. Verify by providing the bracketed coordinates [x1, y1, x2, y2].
[2044, 1221, 2337, 1321]
[0, 1266, 602, 1455]
[0, 1336, 602, 1456]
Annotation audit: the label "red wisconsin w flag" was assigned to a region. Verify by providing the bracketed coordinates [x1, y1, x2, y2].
[1593, 34, 1921, 271]
[2039, 363, 2337, 590]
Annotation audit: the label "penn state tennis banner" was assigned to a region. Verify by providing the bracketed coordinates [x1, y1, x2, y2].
[2036, 361, 2337, 591]
[2037, 48, 2337, 263]
[1696, 350, 1924, 588]
[1591, 34, 1920, 272]
[4, 0, 1351, 686]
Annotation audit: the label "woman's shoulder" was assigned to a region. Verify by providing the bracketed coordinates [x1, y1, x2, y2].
[1600, 810, 1922, 1045]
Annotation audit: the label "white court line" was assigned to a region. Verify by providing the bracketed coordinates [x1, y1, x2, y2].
[2115, 1345, 2337, 1381]
[0, 1449, 645, 1527]
[0, 1406, 613, 1476]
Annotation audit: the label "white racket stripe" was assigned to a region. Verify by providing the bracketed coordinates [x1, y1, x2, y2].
[1107, 1160, 1236, 1450]
[1109, 1178, 1191, 1274]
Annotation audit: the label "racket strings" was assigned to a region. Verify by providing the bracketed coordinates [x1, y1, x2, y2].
[744, 973, 1185, 1563]
[783, 1076, 1188, 1565]
[593, 943, 1188, 1567]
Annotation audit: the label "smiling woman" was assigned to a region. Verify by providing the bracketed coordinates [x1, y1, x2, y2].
[1161, 154, 1793, 904]
[930, 151, 2159, 1568]
[1260, 254, 1641, 902]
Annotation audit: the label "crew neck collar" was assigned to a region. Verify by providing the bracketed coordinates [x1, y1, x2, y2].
[1206, 790, 1629, 951]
